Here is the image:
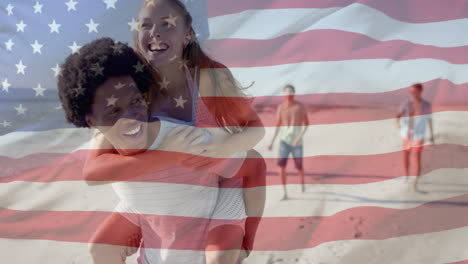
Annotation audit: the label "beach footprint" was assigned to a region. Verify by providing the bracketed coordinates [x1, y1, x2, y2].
[349, 216, 365, 238]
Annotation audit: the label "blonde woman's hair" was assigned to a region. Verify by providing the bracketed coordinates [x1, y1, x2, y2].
[134, 0, 253, 133]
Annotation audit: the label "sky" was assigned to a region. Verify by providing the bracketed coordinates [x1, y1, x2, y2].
[0, 0, 209, 90]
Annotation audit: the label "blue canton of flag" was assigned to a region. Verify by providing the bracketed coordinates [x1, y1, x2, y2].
[0, 0, 208, 136]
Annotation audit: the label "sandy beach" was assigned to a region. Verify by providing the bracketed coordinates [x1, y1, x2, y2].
[1, 106, 468, 264]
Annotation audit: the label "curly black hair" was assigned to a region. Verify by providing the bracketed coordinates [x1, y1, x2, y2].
[57, 37, 159, 128]
[412, 83, 423, 92]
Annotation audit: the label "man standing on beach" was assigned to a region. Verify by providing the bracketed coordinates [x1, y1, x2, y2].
[268, 84, 309, 200]
[396, 83, 435, 192]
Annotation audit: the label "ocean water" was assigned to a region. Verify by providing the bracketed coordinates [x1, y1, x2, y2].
[0, 88, 74, 136]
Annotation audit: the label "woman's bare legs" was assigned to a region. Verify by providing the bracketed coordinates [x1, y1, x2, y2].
[89, 212, 142, 264]
[206, 149, 266, 264]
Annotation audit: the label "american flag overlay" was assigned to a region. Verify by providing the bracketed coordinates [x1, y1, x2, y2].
[1, 0, 468, 263]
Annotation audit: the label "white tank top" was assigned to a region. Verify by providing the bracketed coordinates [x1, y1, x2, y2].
[112, 120, 219, 264]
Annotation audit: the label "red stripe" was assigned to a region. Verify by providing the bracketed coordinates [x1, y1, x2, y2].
[207, 0, 468, 23]
[254, 193, 468, 250]
[263, 143, 468, 186]
[447, 261, 468, 264]
[207, 0, 354, 18]
[363, 0, 468, 23]
[257, 104, 425, 126]
[2, 144, 467, 186]
[205, 30, 468, 67]
[240, 79, 466, 110]
[1, 193, 467, 250]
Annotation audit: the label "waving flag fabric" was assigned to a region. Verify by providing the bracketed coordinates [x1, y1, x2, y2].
[1, 0, 468, 263]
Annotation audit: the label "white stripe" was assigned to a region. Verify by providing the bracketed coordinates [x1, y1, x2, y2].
[0, 127, 92, 158]
[209, 4, 468, 48]
[209, 7, 341, 39]
[0, 111, 466, 159]
[262, 168, 468, 217]
[1, 168, 466, 217]
[0, 239, 138, 264]
[258, 111, 468, 157]
[0, 181, 119, 213]
[230, 59, 468, 97]
[244, 226, 468, 264]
